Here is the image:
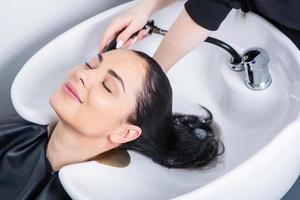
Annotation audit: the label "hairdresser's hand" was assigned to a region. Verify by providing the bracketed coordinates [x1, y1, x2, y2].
[99, 5, 151, 52]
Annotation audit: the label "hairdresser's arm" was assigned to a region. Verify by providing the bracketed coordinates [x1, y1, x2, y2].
[145, 0, 179, 14]
[153, 9, 210, 72]
[154, 0, 232, 72]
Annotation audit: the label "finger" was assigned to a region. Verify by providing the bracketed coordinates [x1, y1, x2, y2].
[121, 28, 149, 49]
[136, 29, 150, 41]
[116, 22, 141, 48]
[122, 36, 137, 49]
[99, 18, 130, 52]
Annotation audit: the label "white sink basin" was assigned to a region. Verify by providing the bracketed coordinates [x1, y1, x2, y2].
[11, 1, 300, 200]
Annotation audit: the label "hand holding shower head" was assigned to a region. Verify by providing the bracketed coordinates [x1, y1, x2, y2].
[102, 20, 168, 52]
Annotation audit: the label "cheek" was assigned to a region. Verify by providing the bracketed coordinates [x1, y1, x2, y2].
[50, 66, 83, 117]
[49, 87, 81, 120]
[49, 91, 108, 137]
[49, 87, 91, 136]
[89, 88, 116, 113]
[76, 90, 126, 136]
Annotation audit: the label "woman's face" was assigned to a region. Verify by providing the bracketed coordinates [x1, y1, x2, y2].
[49, 49, 146, 142]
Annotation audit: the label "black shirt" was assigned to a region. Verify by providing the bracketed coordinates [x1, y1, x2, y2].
[184, 0, 300, 31]
[0, 113, 71, 200]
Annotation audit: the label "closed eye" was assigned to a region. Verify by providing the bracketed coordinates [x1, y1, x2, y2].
[85, 62, 93, 69]
[85, 62, 112, 94]
[102, 82, 112, 93]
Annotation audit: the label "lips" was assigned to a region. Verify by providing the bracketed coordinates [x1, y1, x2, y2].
[64, 82, 82, 103]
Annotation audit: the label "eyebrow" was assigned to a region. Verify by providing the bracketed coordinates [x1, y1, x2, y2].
[97, 54, 125, 93]
[97, 53, 103, 63]
[108, 69, 125, 93]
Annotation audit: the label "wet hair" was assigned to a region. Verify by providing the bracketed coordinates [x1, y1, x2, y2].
[116, 50, 225, 169]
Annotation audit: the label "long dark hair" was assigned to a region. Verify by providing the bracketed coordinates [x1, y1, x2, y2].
[117, 50, 225, 169]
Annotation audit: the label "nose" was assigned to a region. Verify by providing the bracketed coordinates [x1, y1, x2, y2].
[74, 64, 105, 89]
[74, 69, 88, 88]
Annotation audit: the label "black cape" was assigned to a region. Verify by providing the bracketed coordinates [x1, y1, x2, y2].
[0, 113, 71, 200]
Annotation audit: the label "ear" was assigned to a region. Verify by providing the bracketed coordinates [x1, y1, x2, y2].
[109, 124, 142, 145]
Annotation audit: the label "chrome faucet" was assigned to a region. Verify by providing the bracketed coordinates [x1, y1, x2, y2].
[204, 37, 272, 90]
[241, 48, 272, 90]
[228, 47, 272, 90]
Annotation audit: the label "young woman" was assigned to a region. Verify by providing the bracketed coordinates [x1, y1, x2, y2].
[0, 49, 224, 199]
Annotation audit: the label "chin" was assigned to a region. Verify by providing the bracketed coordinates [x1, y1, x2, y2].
[49, 88, 77, 124]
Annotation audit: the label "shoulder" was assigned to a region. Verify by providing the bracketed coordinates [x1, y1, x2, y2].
[0, 113, 47, 140]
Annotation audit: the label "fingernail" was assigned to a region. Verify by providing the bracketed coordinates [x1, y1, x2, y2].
[106, 38, 112, 46]
[131, 37, 137, 45]
[116, 40, 124, 48]
[143, 27, 151, 36]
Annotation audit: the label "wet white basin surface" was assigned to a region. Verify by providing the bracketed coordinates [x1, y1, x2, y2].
[11, 1, 300, 200]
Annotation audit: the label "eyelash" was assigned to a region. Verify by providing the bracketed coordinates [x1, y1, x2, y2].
[85, 62, 112, 94]
[85, 62, 93, 69]
[102, 82, 112, 93]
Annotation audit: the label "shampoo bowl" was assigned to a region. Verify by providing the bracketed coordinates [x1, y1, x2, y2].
[11, 1, 300, 199]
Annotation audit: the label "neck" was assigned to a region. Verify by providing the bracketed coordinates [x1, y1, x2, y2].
[46, 120, 109, 171]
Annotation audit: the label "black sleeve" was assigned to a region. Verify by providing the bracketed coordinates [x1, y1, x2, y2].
[184, 0, 244, 31]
